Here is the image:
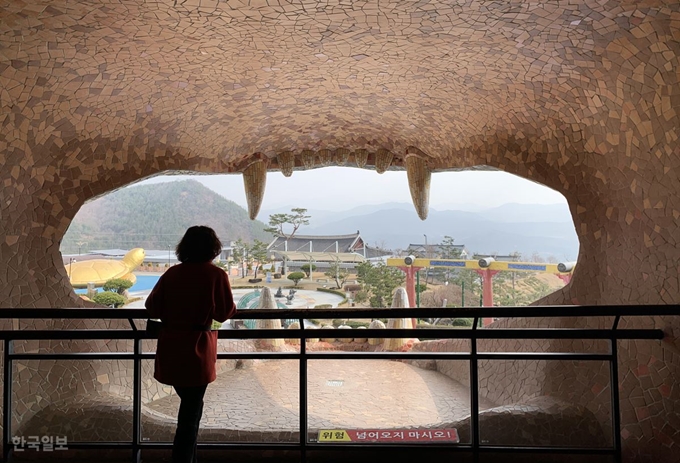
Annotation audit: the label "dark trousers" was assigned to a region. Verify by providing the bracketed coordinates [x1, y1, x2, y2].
[172, 385, 208, 463]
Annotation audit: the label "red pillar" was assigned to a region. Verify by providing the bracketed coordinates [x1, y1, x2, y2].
[557, 273, 572, 284]
[474, 269, 499, 327]
[398, 266, 423, 329]
[398, 266, 422, 308]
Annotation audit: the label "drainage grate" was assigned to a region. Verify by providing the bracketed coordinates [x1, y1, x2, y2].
[326, 380, 344, 387]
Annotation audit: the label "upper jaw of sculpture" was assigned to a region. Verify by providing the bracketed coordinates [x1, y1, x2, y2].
[241, 147, 431, 221]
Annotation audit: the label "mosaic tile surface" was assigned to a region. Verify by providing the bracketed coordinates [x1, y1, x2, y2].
[1, 1, 679, 461]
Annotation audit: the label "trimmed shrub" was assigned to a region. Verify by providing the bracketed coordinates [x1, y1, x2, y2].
[102, 278, 133, 295]
[314, 304, 332, 309]
[287, 272, 306, 287]
[316, 287, 345, 297]
[300, 263, 317, 276]
[273, 273, 282, 279]
[93, 291, 126, 308]
[452, 318, 474, 327]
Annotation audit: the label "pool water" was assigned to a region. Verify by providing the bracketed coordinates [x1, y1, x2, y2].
[128, 275, 161, 292]
[74, 274, 160, 294]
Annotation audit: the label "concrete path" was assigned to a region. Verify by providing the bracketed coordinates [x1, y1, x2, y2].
[146, 359, 494, 431]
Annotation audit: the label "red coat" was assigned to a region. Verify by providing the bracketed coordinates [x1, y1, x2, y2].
[145, 262, 236, 387]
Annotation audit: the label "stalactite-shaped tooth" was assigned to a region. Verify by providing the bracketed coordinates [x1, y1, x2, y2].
[391, 287, 409, 308]
[258, 286, 277, 309]
[318, 149, 333, 166]
[257, 287, 284, 347]
[301, 150, 316, 169]
[375, 148, 393, 174]
[242, 159, 267, 220]
[354, 149, 368, 168]
[384, 287, 412, 350]
[335, 148, 350, 166]
[405, 154, 431, 221]
[277, 151, 295, 177]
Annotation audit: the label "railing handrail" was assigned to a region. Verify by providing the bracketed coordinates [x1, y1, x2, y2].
[0, 305, 678, 320]
[0, 328, 666, 341]
[2, 306, 675, 462]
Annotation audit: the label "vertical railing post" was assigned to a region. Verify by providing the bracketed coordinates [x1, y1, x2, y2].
[3, 339, 13, 463]
[470, 317, 480, 461]
[132, 327, 142, 463]
[299, 318, 307, 463]
[611, 316, 622, 463]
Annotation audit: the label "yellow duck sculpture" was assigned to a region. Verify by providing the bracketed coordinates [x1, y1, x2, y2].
[67, 248, 146, 288]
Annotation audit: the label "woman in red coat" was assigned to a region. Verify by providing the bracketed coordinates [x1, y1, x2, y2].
[145, 226, 236, 463]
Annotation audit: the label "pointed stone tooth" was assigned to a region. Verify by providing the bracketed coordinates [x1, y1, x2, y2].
[391, 287, 409, 308]
[318, 149, 333, 166]
[405, 154, 431, 221]
[277, 151, 295, 177]
[300, 150, 316, 169]
[335, 148, 350, 166]
[353, 149, 368, 168]
[384, 287, 412, 350]
[375, 148, 393, 174]
[242, 159, 267, 220]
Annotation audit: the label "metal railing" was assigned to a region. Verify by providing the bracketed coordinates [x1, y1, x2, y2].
[0, 305, 677, 463]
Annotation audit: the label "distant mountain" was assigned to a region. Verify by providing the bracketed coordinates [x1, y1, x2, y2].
[475, 202, 573, 223]
[261, 202, 415, 229]
[61, 180, 272, 253]
[305, 205, 579, 260]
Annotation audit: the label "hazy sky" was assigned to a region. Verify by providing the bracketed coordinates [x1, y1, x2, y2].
[134, 168, 567, 213]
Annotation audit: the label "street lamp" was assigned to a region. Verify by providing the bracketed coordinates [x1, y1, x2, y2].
[68, 258, 76, 281]
[76, 241, 87, 256]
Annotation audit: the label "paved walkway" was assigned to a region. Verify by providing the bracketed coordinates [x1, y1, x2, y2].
[146, 359, 495, 430]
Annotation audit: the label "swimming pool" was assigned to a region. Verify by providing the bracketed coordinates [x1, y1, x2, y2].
[128, 275, 161, 292]
[74, 274, 160, 294]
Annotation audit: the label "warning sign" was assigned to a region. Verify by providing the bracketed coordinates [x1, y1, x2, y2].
[317, 429, 459, 443]
[317, 430, 352, 442]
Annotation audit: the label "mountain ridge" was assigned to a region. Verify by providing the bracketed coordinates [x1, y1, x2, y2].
[63, 183, 578, 260]
[61, 180, 272, 253]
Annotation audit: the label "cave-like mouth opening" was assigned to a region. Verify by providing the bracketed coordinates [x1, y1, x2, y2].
[61, 166, 579, 309]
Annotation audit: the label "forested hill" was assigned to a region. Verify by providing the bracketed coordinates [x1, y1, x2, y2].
[61, 180, 272, 253]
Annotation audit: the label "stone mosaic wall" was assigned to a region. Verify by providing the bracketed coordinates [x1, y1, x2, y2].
[6, 318, 257, 444]
[1, 1, 679, 461]
[412, 313, 680, 461]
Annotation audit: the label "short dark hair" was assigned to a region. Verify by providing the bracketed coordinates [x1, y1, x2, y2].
[175, 226, 222, 263]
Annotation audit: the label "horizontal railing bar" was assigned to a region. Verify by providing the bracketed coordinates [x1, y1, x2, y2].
[304, 352, 613, 361]
[305, 443, 614, 453]
[10, 353, 136, 360]
[0, 328, 664, 341]
[476, 352, 612, 361]
[476, 446, 614, 454]
[1, 352, 617, 361]
[43, 442, 134, 448]
[61, 442, 302, 450]
[57, 442, 615, 453]
[0, 305, 678, 320]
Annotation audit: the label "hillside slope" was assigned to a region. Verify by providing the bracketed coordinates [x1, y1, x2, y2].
[61, 180, 272, 253]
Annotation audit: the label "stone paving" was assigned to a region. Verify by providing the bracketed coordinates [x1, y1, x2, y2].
[145, 359, 494, 435]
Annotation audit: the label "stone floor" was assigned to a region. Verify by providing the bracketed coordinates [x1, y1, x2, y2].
[145, 359, 494, 436]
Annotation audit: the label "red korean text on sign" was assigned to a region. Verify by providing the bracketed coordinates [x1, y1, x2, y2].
[344, 429, 459, 443]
